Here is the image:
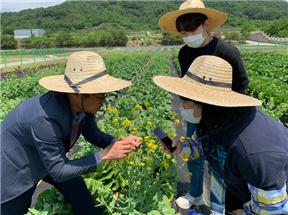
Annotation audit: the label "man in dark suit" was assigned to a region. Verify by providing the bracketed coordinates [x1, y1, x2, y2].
[1, 51, 141, 215]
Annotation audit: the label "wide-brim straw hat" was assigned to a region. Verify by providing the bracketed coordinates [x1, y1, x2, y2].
[39, 51, 131, 94]
[153, 55, 261, 107]
[159, 0, 228, 36]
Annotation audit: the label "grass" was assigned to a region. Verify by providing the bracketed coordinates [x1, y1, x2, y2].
[1, 45, 287, 74]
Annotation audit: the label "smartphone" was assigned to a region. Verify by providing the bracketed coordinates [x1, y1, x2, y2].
[153, 127, 176, 153]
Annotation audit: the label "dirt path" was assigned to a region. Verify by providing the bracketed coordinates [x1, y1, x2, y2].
[245, 40, 284, 46]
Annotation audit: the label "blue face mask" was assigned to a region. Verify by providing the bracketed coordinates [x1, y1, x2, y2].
[182, 29, 206, 48]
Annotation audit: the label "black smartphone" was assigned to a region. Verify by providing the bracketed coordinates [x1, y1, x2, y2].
[153, 127, 176, 153]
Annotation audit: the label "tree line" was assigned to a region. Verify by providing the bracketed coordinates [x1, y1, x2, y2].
[1, 1, 287, 49]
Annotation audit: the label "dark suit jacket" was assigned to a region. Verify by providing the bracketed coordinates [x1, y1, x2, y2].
[1, 91, 115, 203]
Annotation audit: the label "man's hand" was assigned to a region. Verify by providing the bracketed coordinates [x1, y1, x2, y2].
[121, 136, 141, 150]
[98, 136, 141, 162]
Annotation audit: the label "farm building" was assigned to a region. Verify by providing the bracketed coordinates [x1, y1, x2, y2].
[14, 29, 45, 39]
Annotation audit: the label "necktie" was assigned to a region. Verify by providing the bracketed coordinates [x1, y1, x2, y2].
[69, 113, 85, 149]
[69, 119, 79, 149]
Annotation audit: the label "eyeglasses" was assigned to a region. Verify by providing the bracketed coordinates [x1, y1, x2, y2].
[91, 94, 106, 100]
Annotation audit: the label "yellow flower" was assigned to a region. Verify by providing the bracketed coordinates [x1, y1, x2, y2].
[151, 145, 157, 151]
[139, 162, 145, 167]
[134, 104, 142, 110]
[112, 118, 118, 125]
[149, 139, 155, 144]
[122, 118, 131, 127]
[174, 118, 181, 126]
[128, 161, 134, 165]
[107, 106, 118, 114]
[171, 111, 177, 119]
[147, 142, 153, 149]
[182, 153, 190, 162]
[145, 157, 153, 165]
[106, 106, 113, 113]
[162, 160, 169, 170]
[165, 154, 172, 160]
[180, 136, 188, 142]
[131, 127, 138, 134]
[139, 137, 143, 142]
[147, 140, 157, 151]
[146, 121, 153, 127]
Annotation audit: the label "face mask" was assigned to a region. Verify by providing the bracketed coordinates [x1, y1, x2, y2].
[180, 105, 202, 124]
[182, 29, 206, 48]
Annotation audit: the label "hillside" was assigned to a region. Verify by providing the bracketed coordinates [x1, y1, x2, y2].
[2, 1, 288, 35]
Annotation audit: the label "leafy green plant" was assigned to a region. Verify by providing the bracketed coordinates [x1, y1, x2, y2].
[3, 50, 286, 215]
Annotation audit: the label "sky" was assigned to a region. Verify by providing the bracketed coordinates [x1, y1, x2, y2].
[1, 0, 66, 13]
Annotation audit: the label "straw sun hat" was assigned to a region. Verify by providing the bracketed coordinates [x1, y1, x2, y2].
[153, 55, 261, 107]
[159, 0, 228, 36]
[39, 51, 131, 94]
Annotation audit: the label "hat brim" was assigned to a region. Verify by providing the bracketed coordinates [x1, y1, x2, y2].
[153, 76, 261, 107]
[39, 74, 132, 94]
[159, 8, 228, 36]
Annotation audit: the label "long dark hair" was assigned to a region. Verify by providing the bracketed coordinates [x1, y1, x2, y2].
[199, 103, 252, 133]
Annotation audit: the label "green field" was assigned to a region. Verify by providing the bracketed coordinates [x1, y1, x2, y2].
[1, 49, 287, 214]
[1, 44, 287, 73]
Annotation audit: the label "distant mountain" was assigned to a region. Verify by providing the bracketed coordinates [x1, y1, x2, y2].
[1, 1, 288, 35]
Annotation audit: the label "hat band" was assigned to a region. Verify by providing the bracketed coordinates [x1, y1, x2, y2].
[64, 70, 107, 93]
[186, 72, 232, 89]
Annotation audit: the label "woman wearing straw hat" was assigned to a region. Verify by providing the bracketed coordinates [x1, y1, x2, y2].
[159, 0, 249, 211]
[0, 51, 141, 215]
[153, 55, 288, 215]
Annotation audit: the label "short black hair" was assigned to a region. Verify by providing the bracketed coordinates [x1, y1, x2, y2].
[176, 13, 208, 32]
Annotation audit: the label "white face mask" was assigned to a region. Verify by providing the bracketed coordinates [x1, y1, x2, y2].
[180, 106, 202, 124]
[182, 30, 206, 48]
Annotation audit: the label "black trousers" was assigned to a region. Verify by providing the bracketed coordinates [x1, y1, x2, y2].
[1, 175, 101, 215]
[225, 188, 246, 214]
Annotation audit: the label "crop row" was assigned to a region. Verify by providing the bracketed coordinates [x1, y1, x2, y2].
[1, 52, 181, 215]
